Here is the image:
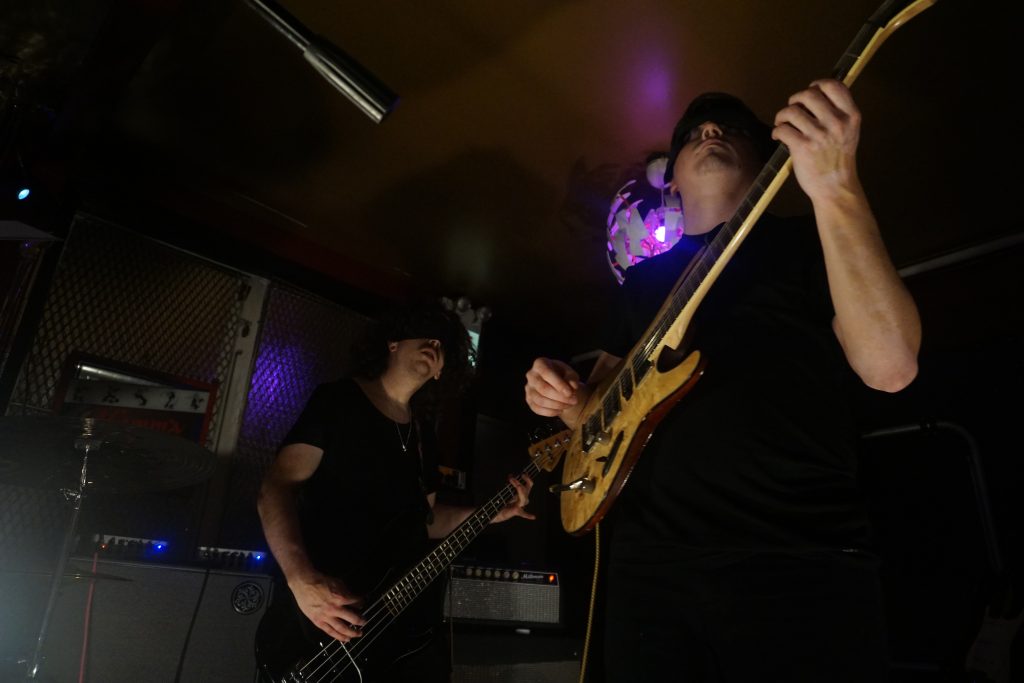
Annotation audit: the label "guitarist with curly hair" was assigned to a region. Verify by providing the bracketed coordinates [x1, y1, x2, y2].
[257, 299, 534, 682]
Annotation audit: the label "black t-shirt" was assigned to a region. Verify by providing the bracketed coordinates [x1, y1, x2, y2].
[280, 379, 441, 594]
[600, 214, 868, 561]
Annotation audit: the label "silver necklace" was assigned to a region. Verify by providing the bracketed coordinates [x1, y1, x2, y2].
[394, 420, 412, 452]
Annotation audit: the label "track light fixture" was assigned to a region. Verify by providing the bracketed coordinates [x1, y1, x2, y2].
[245, 0, 399, 123]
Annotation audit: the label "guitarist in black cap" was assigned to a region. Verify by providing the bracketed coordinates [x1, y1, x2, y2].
[257, 298, 534, 682]
[525, 80, 920, 681]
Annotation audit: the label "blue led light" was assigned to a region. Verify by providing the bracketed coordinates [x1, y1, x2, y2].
[154, 543, 165, 551]
[17, 188, 30, 200]
[255, 553, 263, 561]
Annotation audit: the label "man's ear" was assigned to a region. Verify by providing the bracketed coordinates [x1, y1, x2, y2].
[388, 342, 398, 352]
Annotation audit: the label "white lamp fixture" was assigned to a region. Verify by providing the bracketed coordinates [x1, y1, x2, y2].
[606, 153, 683, 284]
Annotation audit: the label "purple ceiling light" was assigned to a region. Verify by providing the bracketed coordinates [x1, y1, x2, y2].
[606, 154, 682, 284]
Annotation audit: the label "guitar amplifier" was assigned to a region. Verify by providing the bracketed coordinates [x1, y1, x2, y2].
[0, 557, 273, 682]
[444, 564, 561, 627]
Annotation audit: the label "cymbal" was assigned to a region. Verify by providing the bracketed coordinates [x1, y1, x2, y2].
[0, 416, 216, 493]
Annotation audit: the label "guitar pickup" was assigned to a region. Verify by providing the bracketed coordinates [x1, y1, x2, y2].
[582, 417, 603, 453]
[602, 393, 621, 425]
[620, 371, 634, 400]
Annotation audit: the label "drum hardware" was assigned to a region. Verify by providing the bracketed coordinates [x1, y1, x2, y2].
[0, 567, 132, 582]
[0, 416, 215, 680]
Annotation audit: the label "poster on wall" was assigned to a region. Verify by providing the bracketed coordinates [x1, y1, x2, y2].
[52, 352, 218, 446]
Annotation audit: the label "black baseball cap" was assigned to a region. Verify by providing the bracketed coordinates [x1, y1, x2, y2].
[663, 92, 775, 184]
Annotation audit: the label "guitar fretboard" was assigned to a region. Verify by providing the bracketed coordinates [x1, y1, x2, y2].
[376, 460, 544, 617]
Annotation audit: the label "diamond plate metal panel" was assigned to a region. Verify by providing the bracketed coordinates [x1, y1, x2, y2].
[1, 214, 246, 568]
[7, 215, 243, 424]
[217, 284, 368, 549]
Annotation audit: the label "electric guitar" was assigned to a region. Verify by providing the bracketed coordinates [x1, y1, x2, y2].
[255, 429, 570, 683]
[556, 0, 937, 535]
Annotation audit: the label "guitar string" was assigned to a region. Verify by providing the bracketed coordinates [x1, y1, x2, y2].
[306, 526, 487, 682]
[298, 472, 539, 682]
[599, 146, 792, 433]
[336, 643, 363, 683]
[306, 482, 526, 682]
[299, 458, 548, 678]
[305, 459, 551, 681]
[304, 541, 477, 683]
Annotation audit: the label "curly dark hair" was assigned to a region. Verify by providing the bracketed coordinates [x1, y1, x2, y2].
[349, 297, 476, 420]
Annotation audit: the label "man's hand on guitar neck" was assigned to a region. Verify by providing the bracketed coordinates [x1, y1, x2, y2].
[490, 474, 536, 524]
[525, 353, 620, 429]
[288, 569, 367, 643]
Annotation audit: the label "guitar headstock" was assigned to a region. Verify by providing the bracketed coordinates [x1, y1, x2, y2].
[833, 0, 938, 91]
[528, 428, 572, 472]
[871, 0, 937, 33]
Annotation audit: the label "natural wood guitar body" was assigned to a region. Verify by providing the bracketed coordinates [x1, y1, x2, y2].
[559, 348, 705, 535]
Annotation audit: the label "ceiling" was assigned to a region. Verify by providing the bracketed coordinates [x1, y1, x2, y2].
[3, 0, 1022, 367]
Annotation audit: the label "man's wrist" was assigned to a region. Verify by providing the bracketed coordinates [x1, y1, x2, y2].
[282, 557, 317, 587]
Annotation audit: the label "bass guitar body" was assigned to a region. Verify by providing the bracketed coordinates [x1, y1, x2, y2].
[255, 575, 440, 683]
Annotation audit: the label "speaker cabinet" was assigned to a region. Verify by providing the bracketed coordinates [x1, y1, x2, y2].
[451, 629, 581, 683]
[0, 558, 272, 682]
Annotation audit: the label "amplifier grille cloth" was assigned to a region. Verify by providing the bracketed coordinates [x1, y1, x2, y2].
[445, 576, 560, 625]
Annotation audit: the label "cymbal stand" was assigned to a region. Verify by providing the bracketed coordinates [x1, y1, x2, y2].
[26, 431, 100, 680]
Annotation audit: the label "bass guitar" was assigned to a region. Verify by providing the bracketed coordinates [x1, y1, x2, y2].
[255, 429, 570, 682]
[556, 0, 937, 535]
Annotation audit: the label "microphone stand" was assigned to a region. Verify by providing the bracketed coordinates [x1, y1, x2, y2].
[244, 0, 398, 123]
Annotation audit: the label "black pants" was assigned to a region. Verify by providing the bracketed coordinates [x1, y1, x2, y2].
[603, 552, 888, 683]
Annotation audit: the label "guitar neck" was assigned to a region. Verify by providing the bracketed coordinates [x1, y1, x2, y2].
[372, 460, 542, 616]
